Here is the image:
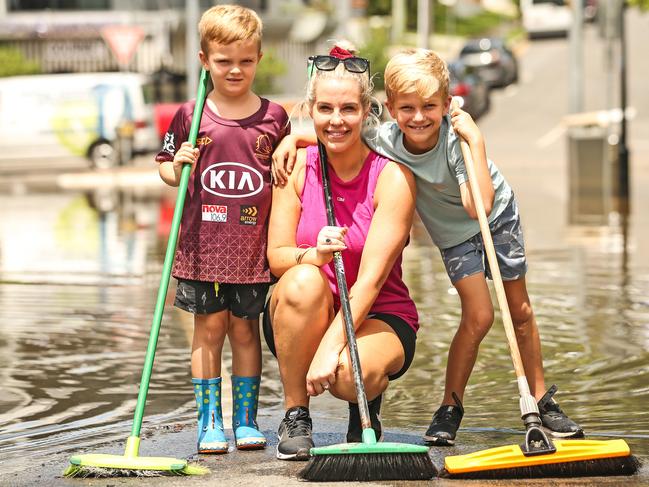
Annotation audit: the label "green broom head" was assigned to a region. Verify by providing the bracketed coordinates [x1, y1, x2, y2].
[63, 436, 209, 477]
[441, 438, 641, 479]
[299, 428, 436, 481]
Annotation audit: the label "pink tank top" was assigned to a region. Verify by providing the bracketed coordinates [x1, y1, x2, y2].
[296, 145, 419, 332]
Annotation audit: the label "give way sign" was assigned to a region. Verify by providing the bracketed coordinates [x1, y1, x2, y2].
[101, 25, 145, 66]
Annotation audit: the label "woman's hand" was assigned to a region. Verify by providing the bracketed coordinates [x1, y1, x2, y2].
[450, 106, 482, 147]
[314, 226, 348, 266]
[271, 134, 299, 187]
[306, 346, 341, 396]
[173, 141, 200, 173]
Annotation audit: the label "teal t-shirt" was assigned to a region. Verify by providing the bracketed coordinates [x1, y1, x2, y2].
[365, 115, 512, 249]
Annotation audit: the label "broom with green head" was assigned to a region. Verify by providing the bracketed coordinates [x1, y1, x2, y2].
[299, 141, 436, 482]
[440, 97, 640, 479]
[63, 69, 211, 478]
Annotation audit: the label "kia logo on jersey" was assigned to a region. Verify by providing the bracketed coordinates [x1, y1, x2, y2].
[200, 162, 264, 198]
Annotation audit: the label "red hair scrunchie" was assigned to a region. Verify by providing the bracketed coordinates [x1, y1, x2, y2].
[329, 46, 354, 60]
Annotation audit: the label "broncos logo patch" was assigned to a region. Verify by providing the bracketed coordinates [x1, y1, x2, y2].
[254, 134, 272, 160]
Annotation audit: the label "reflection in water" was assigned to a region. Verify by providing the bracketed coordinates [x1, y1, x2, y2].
[394, 217, 649, 459]
[0, 189, 647, 475]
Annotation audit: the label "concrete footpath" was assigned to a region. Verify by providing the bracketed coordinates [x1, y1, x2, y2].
[3, 412, 646, 487]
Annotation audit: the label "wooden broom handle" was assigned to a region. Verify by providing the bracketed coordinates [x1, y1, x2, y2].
[451, 99, 526, 380]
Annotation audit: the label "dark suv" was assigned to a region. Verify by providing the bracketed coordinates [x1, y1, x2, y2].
[458, 38, 518, 89]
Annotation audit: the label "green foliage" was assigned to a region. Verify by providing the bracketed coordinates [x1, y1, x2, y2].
[453, 9, 510, 37]
[628, 0, 649, 9]
[361, 26, 390, 91]
[0, 46, 41, 77]
[367, 0, 391, 16]
[254, 48, 287, 95]
[396, 1, 508, 36]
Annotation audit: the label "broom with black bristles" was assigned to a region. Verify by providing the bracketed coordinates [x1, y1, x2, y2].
[440, 97, 641, 479]
[299, 141, 436, 482]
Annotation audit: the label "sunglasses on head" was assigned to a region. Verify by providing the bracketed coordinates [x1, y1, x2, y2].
[307, 55, 370, 78]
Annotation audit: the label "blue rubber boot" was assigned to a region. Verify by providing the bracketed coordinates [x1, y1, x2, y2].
[192, 377, 228, 454]
[232, 375, 266, 450]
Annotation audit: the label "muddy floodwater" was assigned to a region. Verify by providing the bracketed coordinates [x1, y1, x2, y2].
[0, 179, 647, 484]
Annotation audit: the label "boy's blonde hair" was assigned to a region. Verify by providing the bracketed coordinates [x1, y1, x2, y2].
[198, 4, 262, 53]
[384, 48, 449, 101]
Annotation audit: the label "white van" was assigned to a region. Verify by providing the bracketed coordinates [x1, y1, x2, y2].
[521, 0, 573, 38]
[0, 72, 159, 171]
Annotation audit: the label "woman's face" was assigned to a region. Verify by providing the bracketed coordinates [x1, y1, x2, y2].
[310, 77, 367, 154]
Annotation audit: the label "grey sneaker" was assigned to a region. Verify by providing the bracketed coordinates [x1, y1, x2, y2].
[538, 385, 584, 438]
[276, 406, 314, 460]
[423, 393, 464, 446]
[346, 394, 383, 443]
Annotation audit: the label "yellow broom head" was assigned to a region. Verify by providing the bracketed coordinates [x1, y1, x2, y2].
[63, 453, 209, 477]
[443, 439, 640, 479]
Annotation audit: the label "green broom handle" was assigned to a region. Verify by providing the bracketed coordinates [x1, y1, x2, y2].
[130, 68, 210, 438]
[317, 141, 373, 433]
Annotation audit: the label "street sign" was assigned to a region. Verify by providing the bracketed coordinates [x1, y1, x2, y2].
[101, 25, 145, 66]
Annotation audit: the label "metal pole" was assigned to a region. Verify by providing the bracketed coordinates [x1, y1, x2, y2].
[391, 0, 406, 43]
[568, 0, 583, 113]
[186, 0, 200, 100]
[618, 1, 629, 212]
[336, 0, 352, 39]
[418, 0, 431, 49]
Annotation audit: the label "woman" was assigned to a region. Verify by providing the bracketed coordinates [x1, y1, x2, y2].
[264, 45, 418, 461]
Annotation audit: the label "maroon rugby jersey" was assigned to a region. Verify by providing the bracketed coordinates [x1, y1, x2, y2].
[156, 98, 289, 283]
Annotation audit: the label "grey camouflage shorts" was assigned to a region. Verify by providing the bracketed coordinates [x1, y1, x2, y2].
[440, 197, 527, 284]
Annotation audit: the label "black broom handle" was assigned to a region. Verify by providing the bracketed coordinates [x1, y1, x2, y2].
[317, 141, 372, 431]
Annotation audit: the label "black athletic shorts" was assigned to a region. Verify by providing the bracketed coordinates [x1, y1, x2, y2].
[262, 300, 416, 380]
[174, 279, 270, 319]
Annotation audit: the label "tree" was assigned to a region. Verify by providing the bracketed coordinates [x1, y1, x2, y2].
[627, 0, 649, 9]
[0, 47, 40, 77]
[253, 48, 287, 95]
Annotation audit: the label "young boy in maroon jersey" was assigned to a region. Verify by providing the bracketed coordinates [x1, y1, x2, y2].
[155, 4, 289, 454]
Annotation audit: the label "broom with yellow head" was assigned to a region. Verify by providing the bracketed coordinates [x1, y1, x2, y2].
[441, 98, 640, 479]
[63, 69, 211, 478]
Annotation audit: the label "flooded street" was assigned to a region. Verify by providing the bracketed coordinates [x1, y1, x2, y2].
[0, 173, 647, 484]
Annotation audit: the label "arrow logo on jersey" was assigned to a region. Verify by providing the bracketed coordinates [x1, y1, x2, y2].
[240, 205, 258, 225]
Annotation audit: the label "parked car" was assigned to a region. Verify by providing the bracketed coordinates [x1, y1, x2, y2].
[458, 38, 518, 88]
[0, 72, 159, 170]
[448, 61, 491, 120]
[520, 0, 572, 38]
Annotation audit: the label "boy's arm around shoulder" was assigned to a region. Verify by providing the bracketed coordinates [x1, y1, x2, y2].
[271, 131, 317, 187]
[451, 108, 495, 219]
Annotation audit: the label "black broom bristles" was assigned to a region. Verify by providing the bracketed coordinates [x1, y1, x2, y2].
[300, 452, 437, 481]
[440, 455, 641, 479]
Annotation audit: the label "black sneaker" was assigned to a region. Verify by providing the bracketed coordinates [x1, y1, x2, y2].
[538, 385, 584, 438]
[423, 393, 464, 446]
[346, 394, 383, 443]
[276, 406, 314, 460]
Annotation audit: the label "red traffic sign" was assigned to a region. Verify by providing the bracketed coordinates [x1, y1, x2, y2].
[101, 25, 145, 66]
